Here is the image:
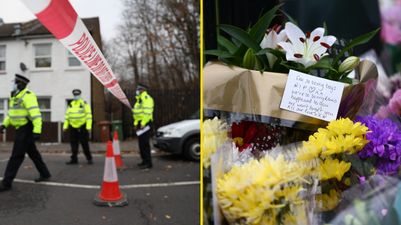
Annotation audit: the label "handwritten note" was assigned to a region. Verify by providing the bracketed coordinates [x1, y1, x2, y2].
[280, 70, 345, 122]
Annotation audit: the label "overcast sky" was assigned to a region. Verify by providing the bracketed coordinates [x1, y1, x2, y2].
[0, 0, 122, 41]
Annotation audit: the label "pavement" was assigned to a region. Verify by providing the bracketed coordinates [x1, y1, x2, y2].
[0, 138, 144, 154]
[0, 141, 200, 225]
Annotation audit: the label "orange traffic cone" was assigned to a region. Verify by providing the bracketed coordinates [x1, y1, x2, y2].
[112, 131, 125, 169]
[93, 141, 128, 207]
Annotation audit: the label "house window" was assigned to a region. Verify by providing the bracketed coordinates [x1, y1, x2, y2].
[34, 43, 52, 68]
[0, 98, 7, 123]
[0, 45, 5, 72]
[37, 98, 51, 121]
[67, 51, 81, 67]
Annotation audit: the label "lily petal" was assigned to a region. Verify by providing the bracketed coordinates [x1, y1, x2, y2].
[284, 22, 306, 53]
[310, 27, 325, 42]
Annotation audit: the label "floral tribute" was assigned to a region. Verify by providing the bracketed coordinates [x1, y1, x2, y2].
[356, 116, 401, 175]
[202, 117, 228, 169]
[217, 154, 309, 225]
[216, 118, 370, 224]
[205, 5, 379, 83]
[231, 121, 282, 153]
[295, 118, 369, 211]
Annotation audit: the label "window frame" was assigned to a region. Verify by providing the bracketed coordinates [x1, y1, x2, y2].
[0, 45, 6, 74]
[66, 50, 82, 68]
[33, 43, 52, 69]
[0, 98, 8, 124]
[37, 97, 51, 122]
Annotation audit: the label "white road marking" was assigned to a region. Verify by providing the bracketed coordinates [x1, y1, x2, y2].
[3, 178, 199, 190]
[0, 158, 8, 162]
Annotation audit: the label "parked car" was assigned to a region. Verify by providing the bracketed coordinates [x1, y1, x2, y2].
[154, 111, 200, 161]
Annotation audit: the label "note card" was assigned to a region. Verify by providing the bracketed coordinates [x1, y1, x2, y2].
[280, 70, 345, 122]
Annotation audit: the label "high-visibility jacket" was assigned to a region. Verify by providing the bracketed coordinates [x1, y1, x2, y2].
[132, 91, 154, 127]
[63, 98, 92, 130]
[2, 88, 42, 134]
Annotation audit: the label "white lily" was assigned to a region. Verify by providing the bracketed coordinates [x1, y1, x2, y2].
[278, 22, 337, 67]
[260, 24, 287, 68]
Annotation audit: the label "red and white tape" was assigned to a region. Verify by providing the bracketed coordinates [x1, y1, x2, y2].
[20, 0, 131, 108]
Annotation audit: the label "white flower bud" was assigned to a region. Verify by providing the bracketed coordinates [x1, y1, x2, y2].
[339, 56, 360, 73]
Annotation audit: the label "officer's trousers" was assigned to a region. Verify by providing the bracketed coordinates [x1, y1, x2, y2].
[2, 122, 51, 187]
[69, 126, 92, 162]
[138, 123, 152, 165]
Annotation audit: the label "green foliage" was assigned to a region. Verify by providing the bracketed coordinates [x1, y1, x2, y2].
[204, 4, 281, 70]
[204, 4, 379, 84]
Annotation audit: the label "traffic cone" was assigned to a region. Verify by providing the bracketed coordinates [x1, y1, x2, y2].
[93, 141, 128, 207]
[112, 131, 125, 169]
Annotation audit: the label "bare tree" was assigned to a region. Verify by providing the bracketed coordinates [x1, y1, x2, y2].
[105, 0, 200, 91]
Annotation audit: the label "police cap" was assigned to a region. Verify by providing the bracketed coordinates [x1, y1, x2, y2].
[137, 83, 149, 91]
[72, 89, 82, 96]
[15, 74, 30, 84]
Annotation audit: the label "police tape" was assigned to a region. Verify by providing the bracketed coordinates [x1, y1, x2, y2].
[20, 0, 131, 108]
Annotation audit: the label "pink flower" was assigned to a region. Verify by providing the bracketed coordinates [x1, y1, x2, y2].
[388, 89, 401, 115]
[380, 5, 401, 44]
[375, 106, 390, 119]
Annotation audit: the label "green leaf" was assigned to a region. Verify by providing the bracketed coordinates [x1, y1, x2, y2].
[249, 3, 283, 43]
[339, 76, 353, 84]
[204, 49, 233, 58]
[242, 48, 263, 70]
[256, 48, 286, 58]
[344, 154, 374, 177]
[323, 21, 328, 36]
[280, 61, 307, 73]
[333, 28, 380, 65]
[229, 4, 282, 60]
[217, 35, 237, 54]
[220, 24, 261, 52]
[231, 37, 242, 47]
[307, 56, 332, 70]
[220, 24, 270, 68]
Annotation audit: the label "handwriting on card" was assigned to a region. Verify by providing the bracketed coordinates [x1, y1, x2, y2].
[280, 70, 345, 122]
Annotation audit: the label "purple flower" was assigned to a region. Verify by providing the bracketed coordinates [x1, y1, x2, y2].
[355, 116, 401, 175]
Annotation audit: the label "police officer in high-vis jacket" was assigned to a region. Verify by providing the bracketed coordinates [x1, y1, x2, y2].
[0, 74, 51, 192]
[63, 89, 93, 165]
[132, 84, 154, 169]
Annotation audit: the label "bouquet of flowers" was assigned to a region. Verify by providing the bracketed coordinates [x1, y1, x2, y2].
[203, 4, 379, 158]
[295, 118, 369, 213]
[212, 118, 370, 224]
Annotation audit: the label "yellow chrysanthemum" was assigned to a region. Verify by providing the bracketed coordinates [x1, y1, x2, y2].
[316, 189, 340, 211]
[299, 118, 369, 160]
[275, 185, 303, 202]
[326, 118, 369, 137]
[217, 155, 306, 225]
[297, 142, 322, 162]
[281, 204, 308, 225]
[319, 158, 351, 181]
[202, 117, 227, 168]
[322, 134, 368, 156]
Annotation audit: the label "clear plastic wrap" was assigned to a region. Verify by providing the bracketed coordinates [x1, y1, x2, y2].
[329, 175, 401, 225]
[210, 141, 321, 225]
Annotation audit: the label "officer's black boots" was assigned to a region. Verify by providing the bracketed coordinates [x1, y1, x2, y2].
[66, 160, 78, 165]
[34, 176, 51, 183]
[0, 183, 11, 192]
[139, 164, 153, 169]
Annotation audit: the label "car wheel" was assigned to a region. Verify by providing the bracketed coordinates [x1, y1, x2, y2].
[183, 137, 200, 161]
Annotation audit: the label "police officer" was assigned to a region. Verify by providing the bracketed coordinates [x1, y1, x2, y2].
[0, 74, 51, 191]
[63, 89, 93, 165]
[132, 84, 154, 169]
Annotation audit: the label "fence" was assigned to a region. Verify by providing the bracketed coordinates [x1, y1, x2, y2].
[121, 89, 200, 139]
